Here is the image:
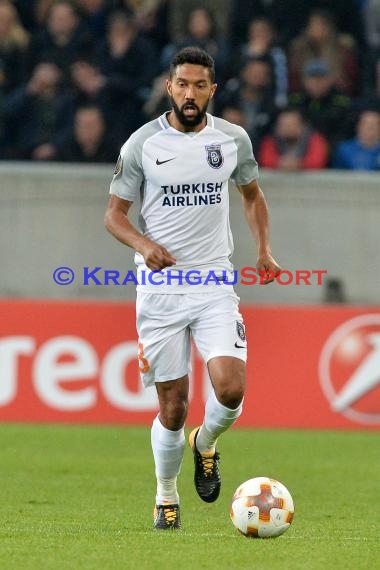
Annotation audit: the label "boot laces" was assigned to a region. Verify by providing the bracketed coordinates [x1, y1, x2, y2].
[199, 452, 219, 477]
[163, 506, 177, 525]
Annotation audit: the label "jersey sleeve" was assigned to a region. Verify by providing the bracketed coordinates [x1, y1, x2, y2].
[109, 135, 144, 201]
[231, 127, 259, 186]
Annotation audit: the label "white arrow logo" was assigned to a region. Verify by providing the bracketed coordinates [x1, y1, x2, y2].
[319, 314, 380, 425]
[332, 333, 380, 412]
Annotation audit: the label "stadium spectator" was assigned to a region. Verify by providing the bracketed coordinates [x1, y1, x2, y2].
[234, 0, 354, 48]
[364, 0, 380, 49]
[259, 108, 329, 170]
[94, 11, 158, 105]
[116, 0, 170, 50]
[230, 0, 363, 49]
[310, 0, 367, 48]
[56, 104, 116, 162]
[228, 0, 266, 48]
[0, 0, 373, 167]
[234, 17, 287, 107]
[13, 1, 69, 32]
[359, 49, 380, 105]
[333, 109, 380, 170]
[288, 9, 359, 96]
[220, 105, 248, 130]
[32, 0, 55, 31]
[69, 57, 142, 147]
[68, 10, 155, 141]
[0, 62, 73, 159]
[289, 59, 353, 148]
[374, 55, 380, 99]
[77, 0, 112, 38]
[362, 2, 380, 102]
[161, 7, 229, 83]
[11, 1, 38, 31]
[70, 58, 106, 101]
[142, 71, 168, 119]
[168, 0, 232, 44]
[27, 1, 93, 77]
[218, 56, 277, 153]
[0, 0, 29, 97]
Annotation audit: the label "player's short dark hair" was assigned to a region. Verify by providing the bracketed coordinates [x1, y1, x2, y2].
[170, 46, 216, 82]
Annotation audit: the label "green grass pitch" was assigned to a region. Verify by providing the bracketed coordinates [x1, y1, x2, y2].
[0, 424, 378, 570]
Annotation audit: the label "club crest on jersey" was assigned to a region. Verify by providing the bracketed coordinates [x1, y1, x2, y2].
[236, 321, 246, 342]
[205, 144, 223, 169]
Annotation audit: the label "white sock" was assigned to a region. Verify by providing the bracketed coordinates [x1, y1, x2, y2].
[151, 415, 185, 505]
[196, 390, 243, 454]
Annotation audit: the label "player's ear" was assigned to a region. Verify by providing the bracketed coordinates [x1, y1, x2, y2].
[210, 83, 218, 99]
[166, 79, 172, 97]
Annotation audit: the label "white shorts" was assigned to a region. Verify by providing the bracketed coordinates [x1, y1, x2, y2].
[136, 288, 247, 387]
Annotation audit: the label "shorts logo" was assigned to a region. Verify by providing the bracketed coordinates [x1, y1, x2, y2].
[138, 342, 150, 373]
[205, 144, 223, 169]
[236, 321, 246, 342]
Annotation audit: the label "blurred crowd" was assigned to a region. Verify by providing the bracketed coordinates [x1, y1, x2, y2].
[0, 0, 379, 170]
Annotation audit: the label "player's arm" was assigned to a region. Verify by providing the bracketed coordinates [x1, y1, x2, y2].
[104, 195, 176, 271]
[239, 179, 281, 284]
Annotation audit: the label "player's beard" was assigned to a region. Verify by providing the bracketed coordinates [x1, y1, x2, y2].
[170, 97, 209, 129]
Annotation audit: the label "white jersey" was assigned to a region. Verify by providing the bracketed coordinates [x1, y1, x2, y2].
[109, 112, 259, 293]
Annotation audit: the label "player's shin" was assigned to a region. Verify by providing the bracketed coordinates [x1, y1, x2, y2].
[151, 415, 185, 504]
[196, 390, 243, 453]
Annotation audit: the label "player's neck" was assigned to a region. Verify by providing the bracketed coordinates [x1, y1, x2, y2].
[166, 111, 207, 133]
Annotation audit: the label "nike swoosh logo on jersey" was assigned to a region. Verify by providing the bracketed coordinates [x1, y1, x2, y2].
[234, 341, 246, 349]
[156, 157, 176, 165]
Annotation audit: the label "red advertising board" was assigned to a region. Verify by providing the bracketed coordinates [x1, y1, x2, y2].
[0, 300, 379, 430]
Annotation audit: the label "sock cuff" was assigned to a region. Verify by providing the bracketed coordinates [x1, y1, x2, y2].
[210, 390, 243, 420]
[152, 415, 185, 445]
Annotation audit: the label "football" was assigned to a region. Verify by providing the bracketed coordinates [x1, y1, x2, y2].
[230, 476, 294, 538]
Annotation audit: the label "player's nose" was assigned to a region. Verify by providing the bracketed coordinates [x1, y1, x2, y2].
[185, 85, 196, 99]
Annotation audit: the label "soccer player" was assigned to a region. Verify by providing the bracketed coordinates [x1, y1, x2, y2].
[104, 46, 281, 530]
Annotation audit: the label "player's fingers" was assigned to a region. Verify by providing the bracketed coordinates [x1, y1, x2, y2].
[158, 252, 176, 267]
[259, 269, 275, 284]
[154, 258, 176, 269]
[160, 247, 176, 264]
[145, 261, 160, 271]
[263, 265, 283, 284]
[146, 253, 176, 270]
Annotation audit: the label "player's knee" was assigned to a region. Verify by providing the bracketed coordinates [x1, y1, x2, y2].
[216, 383, 245, 409]
[160, 397, 188, 430]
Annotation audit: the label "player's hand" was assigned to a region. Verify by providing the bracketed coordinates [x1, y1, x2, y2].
[256, 253, 281, 285]
[141, 241, 176, 271]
